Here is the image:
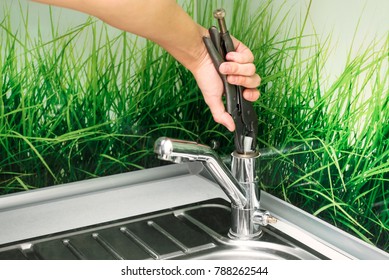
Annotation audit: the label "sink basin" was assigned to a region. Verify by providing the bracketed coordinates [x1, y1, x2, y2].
[0, 200, 321, 260]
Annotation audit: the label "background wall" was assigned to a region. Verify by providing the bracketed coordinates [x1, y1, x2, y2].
[1, 0, 388, 251]
[7, 0, 389, 81]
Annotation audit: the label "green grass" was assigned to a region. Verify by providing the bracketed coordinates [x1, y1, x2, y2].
[246, 2, 389, 251]
[0, 1, 220, 192]
[1, 0, 388, 251]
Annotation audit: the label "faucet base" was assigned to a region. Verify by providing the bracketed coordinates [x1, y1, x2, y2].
[228, 229, 263, 240]
[229, 204, 263, 240]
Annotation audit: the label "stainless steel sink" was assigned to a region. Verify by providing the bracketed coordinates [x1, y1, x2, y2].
[0, 201, 321, 260]
[0, 162, 387, 260]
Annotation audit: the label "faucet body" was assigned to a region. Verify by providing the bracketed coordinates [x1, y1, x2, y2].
[229, 151, 261, 239]
[154, 137, 276, 240]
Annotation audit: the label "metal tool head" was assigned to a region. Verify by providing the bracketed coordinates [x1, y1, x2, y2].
[213, 8, 226, 19]
[213, 8, 228, 34]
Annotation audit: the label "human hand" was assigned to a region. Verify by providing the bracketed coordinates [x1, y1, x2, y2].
[192, 36, 261, 131]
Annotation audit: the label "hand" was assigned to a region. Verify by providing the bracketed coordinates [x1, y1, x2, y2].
[192, 37, 261, 131]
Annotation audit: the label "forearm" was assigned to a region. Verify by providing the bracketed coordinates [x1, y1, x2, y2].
[31, 0, 208, 72]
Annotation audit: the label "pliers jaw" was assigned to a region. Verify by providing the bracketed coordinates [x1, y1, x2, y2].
[232, 95, 258, 154]
[203, 9, 258, 155]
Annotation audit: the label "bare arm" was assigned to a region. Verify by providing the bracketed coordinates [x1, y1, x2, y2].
[32, 0, 207, 70]
[31, 0, 261, 131]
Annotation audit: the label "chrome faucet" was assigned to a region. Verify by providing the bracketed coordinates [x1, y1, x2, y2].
[154, 137, 277, 240]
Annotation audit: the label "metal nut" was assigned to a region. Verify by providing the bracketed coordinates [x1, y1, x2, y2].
[213, 8, 226, 19]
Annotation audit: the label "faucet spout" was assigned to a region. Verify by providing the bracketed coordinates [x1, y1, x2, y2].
[154, 137, 247, 208]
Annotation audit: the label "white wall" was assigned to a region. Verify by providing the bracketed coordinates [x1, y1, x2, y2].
[3, 0, 92, 36]
[3, 0, 388, 82]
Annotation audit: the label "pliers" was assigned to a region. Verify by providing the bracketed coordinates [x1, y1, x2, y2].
[203, 9, 258, 155]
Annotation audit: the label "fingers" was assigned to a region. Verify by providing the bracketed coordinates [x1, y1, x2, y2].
[219, 62, 261, 89]
[226, 72, 261, 89]
[229, 37, 255, 63]
[193, 60, 236, 131]
[205, 95, 236, 132]
[225, 50, 254, 64]
[213, 111, 236, 132]
[219, 62, 256, 76]
[243, 88, 260, 102]
[218, 37, 261, 99]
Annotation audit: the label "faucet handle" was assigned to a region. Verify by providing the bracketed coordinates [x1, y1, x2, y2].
[154, 137, 182, 162]
[154, 137, 215, 163]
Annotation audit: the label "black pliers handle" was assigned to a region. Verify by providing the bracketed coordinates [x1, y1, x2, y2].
[203, 9, 258, 154]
